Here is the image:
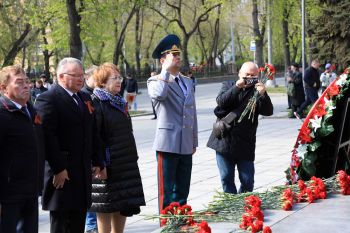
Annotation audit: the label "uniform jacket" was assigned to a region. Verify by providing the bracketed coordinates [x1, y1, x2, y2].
[147, 71, 198, 155]
[35, 84, 104, 211]
[0, 96, 45, 201]
[90, 95, 145, 214]
[207, 81, 273, 161]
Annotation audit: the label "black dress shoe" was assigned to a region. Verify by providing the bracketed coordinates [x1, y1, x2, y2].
[151, 117, 157, 120]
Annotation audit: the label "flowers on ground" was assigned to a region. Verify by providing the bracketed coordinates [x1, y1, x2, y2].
[239, 195, 271, 233]
[155, 171, 350, 233]
[160, 202, 211, 233]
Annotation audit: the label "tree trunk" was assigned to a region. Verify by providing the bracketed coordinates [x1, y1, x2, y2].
[135, 7, 143, 79]
[42, 28, 52, 78]
[282, 0, 291, 69]
[252, 0, 264, 67]
[113, 5, 137, 66]
[66, 0, 82, 60]
[2, 23, 32, 67]
[182, 34, 190, 71]
[22, 46, 26, 68]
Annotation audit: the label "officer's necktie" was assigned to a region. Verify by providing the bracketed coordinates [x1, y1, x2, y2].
[72, 93, 85, 113]
[21, 106, 31, 119]
[175, 77, 187, 96]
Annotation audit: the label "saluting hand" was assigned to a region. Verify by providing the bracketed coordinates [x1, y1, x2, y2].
[161, 53, 176, 73]
[53, 169, 70, 189]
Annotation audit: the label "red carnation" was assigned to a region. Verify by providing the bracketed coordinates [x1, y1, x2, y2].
[327, 82, 340, 97]
[263, 226, 272, 233]
[299, 126, 312, 143]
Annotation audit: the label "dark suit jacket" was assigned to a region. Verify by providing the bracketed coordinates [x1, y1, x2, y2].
[0, 96, 45, 201]
[35, 84, 103, 211]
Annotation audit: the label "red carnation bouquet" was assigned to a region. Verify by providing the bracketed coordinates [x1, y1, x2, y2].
[238, 64, 275, 123]
[160, 202, 211, 233]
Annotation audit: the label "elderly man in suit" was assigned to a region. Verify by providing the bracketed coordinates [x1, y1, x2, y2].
[147, 34, 198, 213]
[35, 58, 104, 233]
[0, 65, 45, 233]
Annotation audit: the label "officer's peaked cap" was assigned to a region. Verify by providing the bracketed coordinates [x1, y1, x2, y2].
[152, 34, 181, 59]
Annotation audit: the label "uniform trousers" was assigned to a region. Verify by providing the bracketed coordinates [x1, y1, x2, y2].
[156, 151, 192, 212]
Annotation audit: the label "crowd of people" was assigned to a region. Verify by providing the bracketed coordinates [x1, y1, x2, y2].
[9, 33, 344, 233]
[286, 59, 337, 119]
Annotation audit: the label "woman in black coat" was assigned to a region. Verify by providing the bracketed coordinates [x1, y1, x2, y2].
[90, 63, 145, 233]
[288, 63, 305, 117]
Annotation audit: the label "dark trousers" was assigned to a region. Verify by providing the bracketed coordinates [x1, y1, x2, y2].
[0, 198, 38, 233]
[156, 151, 192, 212]
[50, 210, 86, 233]
[297, 88, 319, 115]
[216, 152, 255, 194]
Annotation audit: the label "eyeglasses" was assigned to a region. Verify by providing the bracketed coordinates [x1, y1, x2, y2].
[109, 76, 123, 82]
[62, 73, 84, 78]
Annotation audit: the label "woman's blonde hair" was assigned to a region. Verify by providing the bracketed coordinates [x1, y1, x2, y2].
[93, 63, 120, 88]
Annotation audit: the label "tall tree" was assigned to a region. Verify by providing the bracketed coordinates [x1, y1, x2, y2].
[135, 6, 144, 78]
[150, 0, 220, 69]
[66, 0, 83, 60]
[313, 0, 350, 67]
[112, 2, 137, 66]
[252, 0, 266, 67]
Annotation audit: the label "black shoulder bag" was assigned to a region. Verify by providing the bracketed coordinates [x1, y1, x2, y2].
[212, 90, 251, 139]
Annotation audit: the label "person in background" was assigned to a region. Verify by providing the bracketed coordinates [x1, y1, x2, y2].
[320, 63, 337, 93]
[0, 65, 45, 233]
[294, 59, 321, 119]
[90, 63, 145, 233]
[150, 71, 158, 120]
[287, 63, 305, 118]
[124, 74, 138, 111]
[40, 74, 52, 90]
[207, 61, 273, 194]
[286, 66, 293, 109]
[147, 34, 198, 213]
[81, 65, 98, 96]
[35, 57, 104, 233]
[30, 79, 48, 103]
[81, 65, 98, 233]
[187, 71, 197, 92]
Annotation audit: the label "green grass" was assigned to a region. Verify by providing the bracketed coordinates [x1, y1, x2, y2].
[266, 86, 286, 93]
[129, 110, 149, 116]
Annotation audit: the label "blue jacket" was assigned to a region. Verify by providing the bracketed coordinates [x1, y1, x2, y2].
[147, 71, 198, 155]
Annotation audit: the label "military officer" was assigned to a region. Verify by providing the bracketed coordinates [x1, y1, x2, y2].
[147, 34, 198, 213]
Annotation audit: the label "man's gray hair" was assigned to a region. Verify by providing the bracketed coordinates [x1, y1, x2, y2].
[56, 57, 83, 76]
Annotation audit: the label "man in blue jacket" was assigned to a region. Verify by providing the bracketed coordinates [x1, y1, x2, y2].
[0, 65, 45, 233]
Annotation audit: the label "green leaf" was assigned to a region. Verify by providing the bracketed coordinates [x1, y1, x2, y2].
[301, 154, 316, 177]
[308, 141, 321, 152]
[317, 124, 335, 137]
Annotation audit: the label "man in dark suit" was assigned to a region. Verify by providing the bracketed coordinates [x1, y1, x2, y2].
[35, 58, 104, 233]
[0, 65, 45, 233]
